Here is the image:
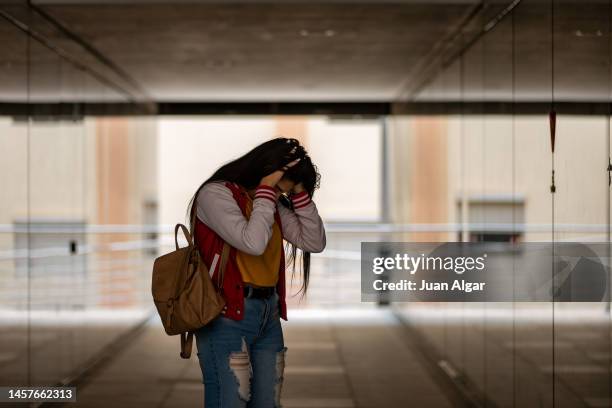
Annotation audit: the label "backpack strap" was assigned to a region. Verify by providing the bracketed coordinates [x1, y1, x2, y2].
[180, 332, 194, 359]
[217, 242, 231, 289]
[170, 224, 194, 304]
[175, 224, 192, 250]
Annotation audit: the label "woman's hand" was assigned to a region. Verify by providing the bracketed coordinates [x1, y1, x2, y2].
[260, 159, 300, 188]
[292, 183, 305, 194]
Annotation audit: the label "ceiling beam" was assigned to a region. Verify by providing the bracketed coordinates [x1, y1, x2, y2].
[3, 101, 612, 117]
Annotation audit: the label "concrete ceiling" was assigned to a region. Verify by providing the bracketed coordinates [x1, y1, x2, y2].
[0, 1, 609, 104]
[418, 1, 612, 102]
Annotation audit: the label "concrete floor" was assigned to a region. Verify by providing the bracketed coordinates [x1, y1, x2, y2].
[398, 304, 612, 408]
[71, 309, 454, 408]
[4, 306, 612, 407]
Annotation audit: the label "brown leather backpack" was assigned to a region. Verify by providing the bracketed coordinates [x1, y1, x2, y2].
[151, 223, 229, 358]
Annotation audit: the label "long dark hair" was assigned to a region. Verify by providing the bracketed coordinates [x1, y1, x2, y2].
[186, 137, 321, 295]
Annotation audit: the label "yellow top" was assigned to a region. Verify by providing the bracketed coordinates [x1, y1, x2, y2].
[235, 193, 282, 287]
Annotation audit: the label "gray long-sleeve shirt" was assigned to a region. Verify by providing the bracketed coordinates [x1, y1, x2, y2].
[196, 181, 326, 256]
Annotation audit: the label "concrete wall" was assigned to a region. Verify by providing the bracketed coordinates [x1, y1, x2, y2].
[388, 114, 610, 242]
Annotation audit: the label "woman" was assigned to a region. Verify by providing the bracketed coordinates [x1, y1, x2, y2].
[187, 137, 326, 408]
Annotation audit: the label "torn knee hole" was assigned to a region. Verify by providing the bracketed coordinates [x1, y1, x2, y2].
[229, 338, 252, 402]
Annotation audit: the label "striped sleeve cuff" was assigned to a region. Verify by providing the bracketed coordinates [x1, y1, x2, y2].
[291, 191, 312, 209]
[254, 185, 277, 203]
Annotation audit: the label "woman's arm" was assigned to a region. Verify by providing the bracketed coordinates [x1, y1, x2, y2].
[196, 182, 277, 256]
[278, 191, 326, 253]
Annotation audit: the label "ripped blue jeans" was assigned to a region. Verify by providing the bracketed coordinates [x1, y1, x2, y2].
[195, 292, 287, 408]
